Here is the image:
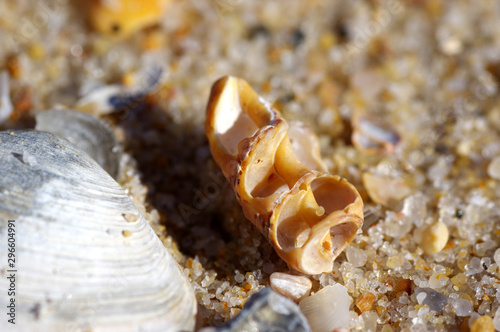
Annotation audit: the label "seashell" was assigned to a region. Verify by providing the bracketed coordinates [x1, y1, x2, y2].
[299, 284, 351, 332]
[270, 272, 312, 302]
[287, 121, 327, 172]
[77, 64, 164, 115]
[200, 287, 311, 332]
[391, 278, 412, 295]
[35, 109, 122, 179]
[362, 171, 413, 207]
[0, 130, 196, 331]
[361, 208, 379, 231]
[88, 0, 170, 37]
[351, 111, 400, 155]
[355, 292, 376, 313]
[205, 76, 364, 275]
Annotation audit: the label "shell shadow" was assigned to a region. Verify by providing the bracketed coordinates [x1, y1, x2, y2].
[109, 101, 282, 276]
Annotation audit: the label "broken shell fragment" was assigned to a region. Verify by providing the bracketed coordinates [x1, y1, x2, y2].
[362, 171, 413, 207]
[205, 76, 364, 275]
[288, 121, 327, 172]
[270, 272, 312, 302]
[76, 64, 165, 115]
[88, 0, 170, 37]
[299, 284, 351, 332]
[355, 292, 376, 313]
[352, 111, 400, 155]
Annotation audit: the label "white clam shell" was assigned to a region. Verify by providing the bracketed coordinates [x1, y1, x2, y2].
[35, 109, 122, 179]
[0, 130, 196, 331]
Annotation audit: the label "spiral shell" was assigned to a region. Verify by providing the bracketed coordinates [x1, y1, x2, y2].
[205, 76, 364, 274]
[0, 130, 196, 331]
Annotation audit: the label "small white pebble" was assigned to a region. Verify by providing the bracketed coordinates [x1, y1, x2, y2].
[487, 156, 500, 180]
[428, 272, 449, 289]
[494, 307, 500, 331]
[270, 272, 312, 302]
[440, 36, 463, 55]
[360, 311, 378, 331]
[493, 248, 500, 266]
[22, 150, 37, 166]
[234, 271, 245, 283]
[417, 306, 430, 320]
[346, 246, 367, 268]
[420, 221, 449, 255]
[387, 255, 403, 269]
[465, 257, 484, 276]
[416, 292, 427, 304]
[452, 298, 473, 317]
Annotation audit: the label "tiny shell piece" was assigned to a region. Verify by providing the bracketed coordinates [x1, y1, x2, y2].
[206, 76, 364, 275]
[362, 172, 412, 206]
[419, 221, 449, 255]
[270, 272, 312, 302]
[355, 292, 376, 313]
[391, 278, 412, 295]
[88, 0, 170, 37]
[299, 284, 351, 332]
[351, 111, 400, 155]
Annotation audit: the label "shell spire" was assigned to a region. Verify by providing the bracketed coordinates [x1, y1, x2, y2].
[205, 76, 364, 275]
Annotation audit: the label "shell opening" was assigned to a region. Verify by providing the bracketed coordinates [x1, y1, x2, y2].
[299, 220, 359, 274]
[275, 191, 311, 252]
[275, 177, 359, 258]
[214, 84, 259, 156]
[250, 170, 288, 198]
[330, 221, 359, 257]
[213, 77, 274, 156]
[310, 177, 358, 214]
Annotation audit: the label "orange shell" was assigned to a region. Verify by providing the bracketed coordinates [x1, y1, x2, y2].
[206, 76, 364, 274]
